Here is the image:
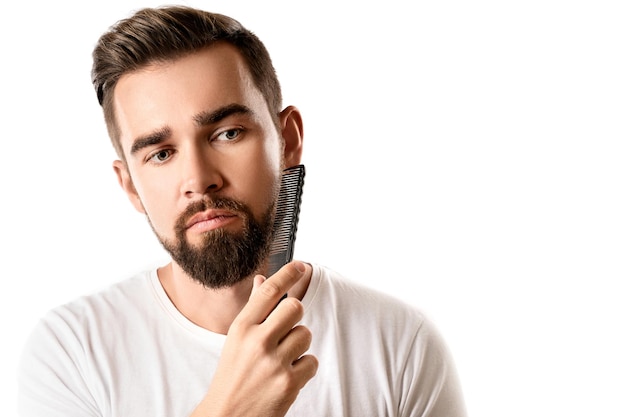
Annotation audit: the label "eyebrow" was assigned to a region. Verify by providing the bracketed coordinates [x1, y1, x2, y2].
[129, 103, 253, 156]
[193, 103, 253, 126]
[130, 126, 171, 155]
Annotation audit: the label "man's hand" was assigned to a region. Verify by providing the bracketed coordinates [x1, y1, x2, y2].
[190, 261, 318, 417]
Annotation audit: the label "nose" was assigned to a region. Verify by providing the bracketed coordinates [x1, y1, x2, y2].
[180, 147, 223, 197]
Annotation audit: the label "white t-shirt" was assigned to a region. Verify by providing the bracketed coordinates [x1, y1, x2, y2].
[18, 263, 466, 417]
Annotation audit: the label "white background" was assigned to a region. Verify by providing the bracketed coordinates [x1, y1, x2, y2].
[2, 0, 625, 415]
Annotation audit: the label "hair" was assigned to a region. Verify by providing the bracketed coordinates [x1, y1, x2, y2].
[91, 5, 283, 158]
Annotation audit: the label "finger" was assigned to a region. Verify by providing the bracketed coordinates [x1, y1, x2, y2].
[249, 274, 266, 300]
[276, 325, 313, 364]
[237, 261, 307, 325]
[262, 297, 305, 342]
[290, 354, 319, 389]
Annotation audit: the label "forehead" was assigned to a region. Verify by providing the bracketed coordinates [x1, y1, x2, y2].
[112, 43, 267, 154]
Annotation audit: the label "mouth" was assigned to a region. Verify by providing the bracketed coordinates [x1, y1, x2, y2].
[185, 209, 239, 233]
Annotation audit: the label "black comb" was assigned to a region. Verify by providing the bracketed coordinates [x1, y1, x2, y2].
[267, 164, 305, 276]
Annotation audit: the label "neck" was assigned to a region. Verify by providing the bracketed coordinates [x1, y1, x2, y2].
[157, 261, 311, 334]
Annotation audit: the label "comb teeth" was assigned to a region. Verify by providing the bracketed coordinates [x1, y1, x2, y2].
[267, 165, 305, 276]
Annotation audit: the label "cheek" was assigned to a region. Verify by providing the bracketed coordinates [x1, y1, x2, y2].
[258, 139, 284, 204]
[266, 135, 284, 169]
[231, 144, 282, 208]
[132, 173, 178, 230]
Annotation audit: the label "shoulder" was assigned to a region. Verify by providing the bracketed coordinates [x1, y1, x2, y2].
[21, 270, 154, 356]
[303, 263, 435, 355]
[43, 270, 153, 326]
[305, 263, 464, 364]
[307, 263, 427, 323]
[18, 270, 157, 416]
[301, 264, 467, 416]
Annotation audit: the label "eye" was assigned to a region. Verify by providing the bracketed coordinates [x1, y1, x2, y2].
[147, 149, 173, 164]
[214, 128, 243, 142]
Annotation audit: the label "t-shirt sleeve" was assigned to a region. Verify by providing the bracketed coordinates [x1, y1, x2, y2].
[18, 310, 102, 417]
[400, 316, 467, 417]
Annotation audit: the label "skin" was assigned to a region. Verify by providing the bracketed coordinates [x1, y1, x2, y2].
[111, 43, 318, 416]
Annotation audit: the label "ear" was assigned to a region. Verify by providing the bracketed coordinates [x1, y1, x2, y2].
[278, 105, 304, 168]
[112, 160, 146, 214]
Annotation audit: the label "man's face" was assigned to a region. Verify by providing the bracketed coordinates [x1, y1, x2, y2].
[111, 44, 293, 287]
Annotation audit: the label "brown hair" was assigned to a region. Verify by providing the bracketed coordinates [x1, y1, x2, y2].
[91, 5, 283, 158]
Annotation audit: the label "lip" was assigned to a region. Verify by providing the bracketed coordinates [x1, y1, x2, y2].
[186, 209, 239, 232]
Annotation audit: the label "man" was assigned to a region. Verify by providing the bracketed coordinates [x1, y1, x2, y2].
[18, 6, 466, 417]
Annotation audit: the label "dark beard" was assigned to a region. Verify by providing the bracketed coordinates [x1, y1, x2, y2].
[154, 196, 275, 289]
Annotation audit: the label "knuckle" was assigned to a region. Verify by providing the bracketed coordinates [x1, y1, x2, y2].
[283, 298, 304, 314]
[306, 354, 319, 371]
[278, 370, 300, 393]
[308, 356, 319, 377]
[258, 279, 282, 299]
[300, 326, 313, 345]
[287, 326, 313, 356]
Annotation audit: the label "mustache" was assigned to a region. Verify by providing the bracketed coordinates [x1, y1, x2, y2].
[174, 196, 249, 233]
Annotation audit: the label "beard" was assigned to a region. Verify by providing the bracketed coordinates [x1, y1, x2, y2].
[151, 196, 276, 289]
